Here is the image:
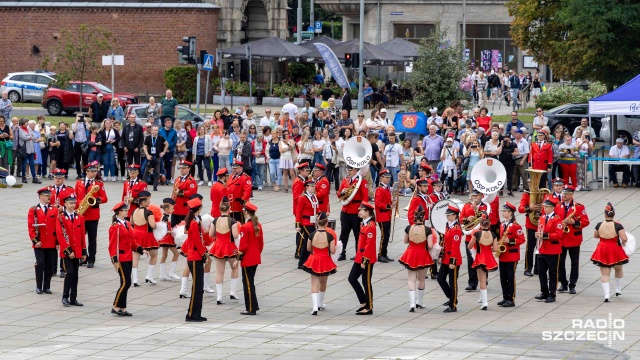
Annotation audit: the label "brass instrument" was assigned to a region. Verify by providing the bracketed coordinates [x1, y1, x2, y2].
[403, 182, 418, 211]
[526, 169, 551, 226]
[77, 183, 100, 215]
[171, 178, 180, 200]
[536, 218, 544, 252]
[340, 136, 372, 205]
[338, 179, 360, 203]
[462, 200, 482, 234]
[563, 211, 575, 234]
[494, 228, 508, 257]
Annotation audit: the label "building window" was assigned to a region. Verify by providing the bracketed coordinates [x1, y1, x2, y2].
[461, 24, 518, 71]
[394, 24, 435, 44]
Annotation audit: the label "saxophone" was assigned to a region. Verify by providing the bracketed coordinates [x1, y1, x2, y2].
[77, 183, 100, 215]
[563, 211, 575, 234]
[494, 226, 508, 257]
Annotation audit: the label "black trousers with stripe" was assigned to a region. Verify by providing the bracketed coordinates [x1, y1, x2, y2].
[499, 261, 517, 302]
[187, 260, 204, 319]
[538, 254, 560, 297]
[348, 262, 374, 310]
[437, 263, 459, 309]
[113, 261, 132, 309]
[559, 245, 580, 289]
[339, 212, 361, 256]
[465, 242, 478, 288]
[85, 220, 99, 263]
[378, 221, 391, 257]
[242, 265, 259, 312]
[34, 248, 57, 291]
[525, 228, 538, 272]
[62, 258, 80, 302]
[297, 225, 315, 269]
[231, 211, 245, 224]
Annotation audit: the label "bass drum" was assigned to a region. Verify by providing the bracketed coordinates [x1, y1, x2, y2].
[430, 199, 464, 235]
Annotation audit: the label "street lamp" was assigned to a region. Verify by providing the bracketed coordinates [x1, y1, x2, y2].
[357, 0, 364, 112]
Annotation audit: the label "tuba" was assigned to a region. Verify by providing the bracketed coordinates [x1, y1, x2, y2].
[526, 169, 551, 226]
[77, 183, 100, 215]
[464, 158, 507, 235]
[339, 136, 372, 205]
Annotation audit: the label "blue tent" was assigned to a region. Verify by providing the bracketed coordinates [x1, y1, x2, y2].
[589, 74, 640, 115]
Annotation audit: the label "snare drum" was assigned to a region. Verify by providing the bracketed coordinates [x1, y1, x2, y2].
[327, 218, 336, 230]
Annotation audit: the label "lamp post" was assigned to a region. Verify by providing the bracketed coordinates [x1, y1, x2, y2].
[357, 0, 364, 112]
[296, 0, 302, 44]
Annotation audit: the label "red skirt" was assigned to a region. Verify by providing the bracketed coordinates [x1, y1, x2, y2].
[303, 254, 337, 276]
[134, 227, 158, 250]
[158, 233, 175, 248]
[591, 238, 629, 268]
[210, 240, 238, 259]
[472, 245, 498, 272]
[398, 242, 434, 270]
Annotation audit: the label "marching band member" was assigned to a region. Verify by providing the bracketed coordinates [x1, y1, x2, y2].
[497, 202, 525, 307]
[237, 202, 264, 315]
[528, 130, 553, 189]
[556, 185, 589, 294]
[461, 189, 488, 291]
[75, 160, 107, 268]
[488, 193, 500, 235]
[209, 196, 240, 304]
[56, 196, 87, 307]
[534, 198, 563, 303]
[130, 191, 158, 285]
[337, 165, 369, 261]
[548, 178, 564, 202]
[158, 198, 180, 281]
[313, 163, 330, 214]
[407, 178, 431, 225]
[28, 187, 58, 294]
[49, 168, 75, 278]
[591, 203, 629, 302]
[109, 201, 146, 316]
[375, 169, 394, 263]
[122, 164, 148, 219]
[228, 160, 252, 223]
[210, 168, 229, 217]
[348, 202, 377, 315]
[427, 180, 447, 279]
[415, 163, 434, 194]
[518, 190, 540, 276]
[292, 162, 311, 259]
[296, 179, 318, 269]
[190, 193, 215, 294]
[468, 212, 498, 310]
[438, 204, 462, 313]
[303, 212, 337, 315]
[399, 205, 434, 312]
[171, 160, 197, 227]
[184, 197, 208, 322]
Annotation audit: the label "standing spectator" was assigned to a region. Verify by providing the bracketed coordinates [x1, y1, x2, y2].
[353, 112, 368, 135]
[575, 130, 594, 190]
[421, 125, 444, 170]
[341, 87, 352, 118]
[210, 123, 223, 180]
[107, 99, 124, 123]
[505, 111, 524, 135]
[28, 120, 42, 180]
[143, 125, 168, 191]
[17, 118, 41, 184]
[558, 134, 578, 186]
[0, 115, 12, 169]
[464, 139, 483, 191]
[247, 125, 258, 142]
[46, 125, 57, 177]
[53, 122, 73, 175]
[99, 119, 120, 182]
[483, 131, 502, 159]
[475, 107, 492, 133]
[327, 98, 340, 120]
[267, 128, 281, 191]
[632, 130, 640, 187]
[184, 120, 196, 171]
[401, 139, 415, 178]
[302, 101, 315, 117]
[278, 129, 296, 192]
[277, 112, 296, 134]
[212, 110, 225, 130]
[282, 97, 299, 120]
[235, 131, 253, 178]
[260, 109, 274, 129]
[122, 113, 144, 166]
[174, 120, 187, 165]
[214, 131, 232, 173]
[71, 114, 90, 179]
[159, 118, 177, 183]
[88, 93, 109, 124]
[572, 118, 596, 139]
[532, 73, 542, 101]
[113, 121, 126, 179]
[320, 83, 334, 109]
[476, 73, 488, 106]
[35, 115, 50, 178]
[221, 107, 233, 131]
[512, 129, 529, 192]
[608, 138, 631, 188]
[532, 108, 548, 136]
[146, 97, 161, 125]
[311, 130, 326, 166]
[366, 109, 385, 134]
[192, 126, 212, 186]
[86, 125, 103, 166]
[160, 90, 178, 123]
[383, 133, 403, 183]
[243, 110, 256, 131]
[313, 70, 324, 85]
[498, 136, 516, 196]
[508, 70, 521, 110]
[252, 133, 267, 190]
[440, 136, 458, 194]
[297, 130, 314, 164]
[0, 91, 13, 122]
[336, 110, 354, 138]
[427, 108, 443, 133]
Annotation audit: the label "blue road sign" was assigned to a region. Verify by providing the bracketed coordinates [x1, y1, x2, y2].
[203, 53, 214, 71]
[307, 26, 314, 32]
[315, 21, 323, 33]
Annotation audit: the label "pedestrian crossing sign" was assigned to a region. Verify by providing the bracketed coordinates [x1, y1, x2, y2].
[203, 54, 214, 71]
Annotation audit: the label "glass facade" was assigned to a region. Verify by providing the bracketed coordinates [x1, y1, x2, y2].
[393, 24, 435, 44]
[461, 24, 518, 71]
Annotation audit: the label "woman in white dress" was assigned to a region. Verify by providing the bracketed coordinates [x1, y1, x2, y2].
[278, 129, 296, 193]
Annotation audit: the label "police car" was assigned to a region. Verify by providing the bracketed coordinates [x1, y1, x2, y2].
[0, 71, 56, 103]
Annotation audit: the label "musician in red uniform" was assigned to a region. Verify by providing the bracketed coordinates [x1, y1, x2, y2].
[337, 166, 369, 261]
[528, 130, 553, 189]
[488, 194, 500, 235]
[28, 187, 58, 294]
[407, 178, 431, 225]
[74, 161, 108, 268]
[296, 179, 318, 269]
[158, 198, 181, 281]
[56, 196, 87, 307]
[518, 190, 540, 277]
[555, 185, 589, 294]
[184, 197, 209, 322]
[172, 160, 198, 226]
[210, 168, 229, 217]
[461, 189, 488, 291]
[313, 163, 330, 214]
[109, 201, 146, 316]
[236, 202, 264, 315]
[49, 168, 76, 278]
[292, 162, 311, 258]
[534, 198, 563, 303]
[415, 163, 434, 194]
[122, 164, 148, 218]
[375, 169, 394, 262]
[497, 202, 526, 307]
[228, 160, 252, 223]
[348, 202, 377, 315]
[439, 205, 463, 313]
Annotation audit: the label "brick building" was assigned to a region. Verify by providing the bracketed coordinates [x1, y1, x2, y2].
[0, 2, 220, 95]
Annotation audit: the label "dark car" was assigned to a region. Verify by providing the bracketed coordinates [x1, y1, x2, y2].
[124, 104, 209, 128]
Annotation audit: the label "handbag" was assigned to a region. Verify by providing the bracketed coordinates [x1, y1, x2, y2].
[255, 155, 265, 164]
[4, 140, 12, 148]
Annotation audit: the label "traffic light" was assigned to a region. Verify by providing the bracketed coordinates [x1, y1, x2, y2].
[351, 53, 360, 68]
[227, 62, 235, 78]
[176, 36, 197, 64]
[344, 53, 352, 68]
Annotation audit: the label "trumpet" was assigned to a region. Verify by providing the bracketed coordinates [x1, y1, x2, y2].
[563, 211, 575, 234]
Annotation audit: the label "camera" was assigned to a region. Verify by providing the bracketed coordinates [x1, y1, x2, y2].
[78, 114, 84, 121]
[470, 145, 477, 149]
[585, 135, 590, 140]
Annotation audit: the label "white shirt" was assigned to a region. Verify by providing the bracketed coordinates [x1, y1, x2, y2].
[242, 118, 256, 131]
[282, 103, 298, 119]
[366, 117, 387, 131]
[514, 137, 530, 156]
[384, 143, 403, 167]
[428, 116, 443, 127]
[609, 145, 630, 159]
[260, 116, 273, 128]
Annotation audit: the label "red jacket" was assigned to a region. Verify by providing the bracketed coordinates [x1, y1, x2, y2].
[407, 193, 430, 225]
[443, 221, 463, 266]
[295, 192, 318, 226]
[48, 184, 75, 209]
[209, 180, 226, 217]
[56, 212, 86, 258]
[541, 193, 563, 215]
[489, 196, 500, 225]
[174, 175, 198, 216]
[315, 175, 331, 213]
[338, 176, 368, 214]
[498, 221, 526, 262]
[355, 218, 377, 265]
[186, 218, 208, 261]
[461, 202, 488, 241]
[529, 141, 553, 171]
[518, 192, 537, 230]
[251, 139, 267, 158]
[375, 184, 393, 223]
[239, 221, 264, 267]
[228, 173, 252, 212]
[555, 200, 590, 248]
[292, 175, 306, 216]
[27, 204, 58, 249]
[108, 220, 142, 263]
[74, 179, 108, 221]
[538, 213, 563, 255]
[122, 179, 148, 218]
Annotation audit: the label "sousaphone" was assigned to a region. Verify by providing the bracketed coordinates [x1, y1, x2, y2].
[339, 136, 372, 205]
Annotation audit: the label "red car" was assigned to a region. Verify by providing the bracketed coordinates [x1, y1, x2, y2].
[42, 81, 138, 116]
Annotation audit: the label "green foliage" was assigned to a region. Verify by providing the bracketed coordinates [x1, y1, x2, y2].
[271, 83, 303, 98]
[164, 66, 197, 103]
[288, 63, 316, 84]
[409, 20, 469, 112]
[535, 82, 607, 109]
[507, 0, 640, 90]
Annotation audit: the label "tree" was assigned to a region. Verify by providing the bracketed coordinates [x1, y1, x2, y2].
[409, 20, 469, 112]
[42, 24, 115, 111]
[507, 0, 640, 90]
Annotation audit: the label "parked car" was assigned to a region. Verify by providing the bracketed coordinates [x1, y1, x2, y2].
[545, 103, 640, 144]
[1, 71, 56, 103]
[41, 81, 138, 116]
[125, 104, 209, 128]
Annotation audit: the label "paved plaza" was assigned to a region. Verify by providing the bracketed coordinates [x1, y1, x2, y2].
[0, 181, 638, 359]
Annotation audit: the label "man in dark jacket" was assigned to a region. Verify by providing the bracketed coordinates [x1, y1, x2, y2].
[88, 94, 110, 123]
[341, 87, 352, 118]
[121, 114, 144, 165]
[235, 131, 253, 176]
